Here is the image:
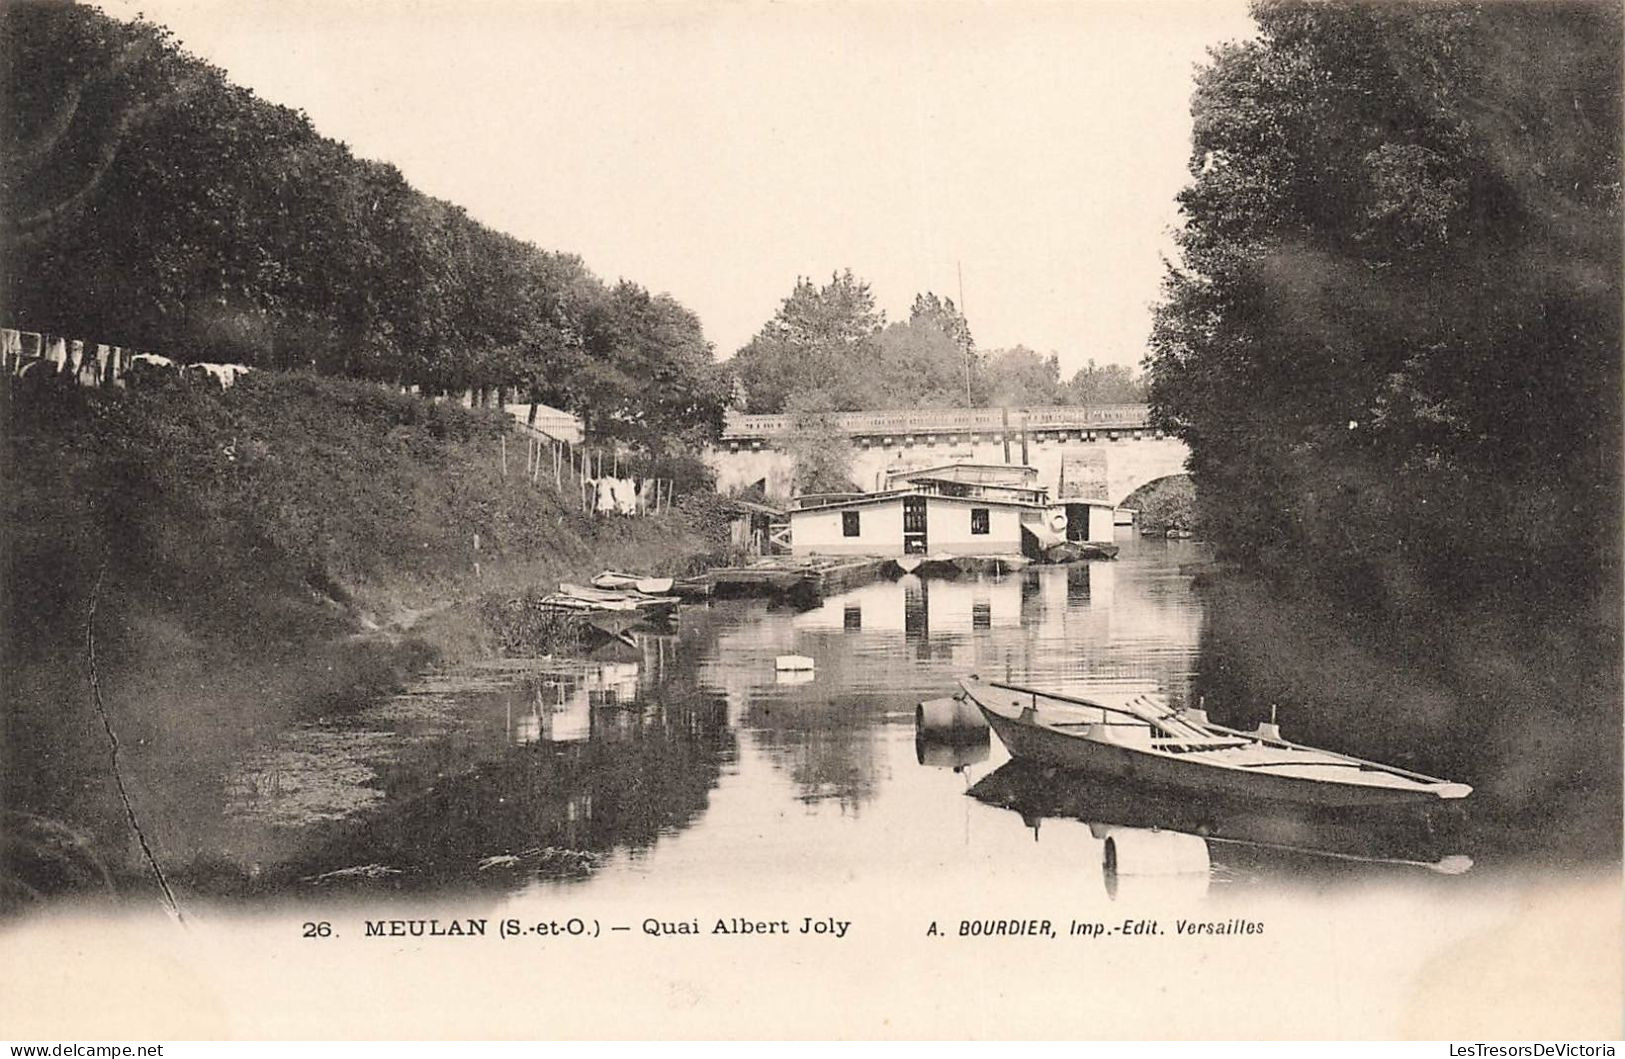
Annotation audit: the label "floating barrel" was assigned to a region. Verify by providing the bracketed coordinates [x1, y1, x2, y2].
[915, 733, 990, 769]
[915, 695, 988, 739]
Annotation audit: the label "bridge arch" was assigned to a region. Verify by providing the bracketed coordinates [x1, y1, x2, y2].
[1118, 471, 1193, 511]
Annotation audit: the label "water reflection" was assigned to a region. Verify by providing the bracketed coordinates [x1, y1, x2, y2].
[75, 536, 1550, 909]
[275, 676, 735, 895]
[970, 759, 1472, 888]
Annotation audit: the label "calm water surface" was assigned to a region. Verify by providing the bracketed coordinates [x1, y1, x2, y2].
[205, 536, 1506, 908]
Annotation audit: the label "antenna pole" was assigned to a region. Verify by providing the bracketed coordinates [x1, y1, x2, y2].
[958, 261, 970, 407]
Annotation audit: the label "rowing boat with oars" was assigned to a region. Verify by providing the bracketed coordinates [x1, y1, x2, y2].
[959, 677, 1471, 808]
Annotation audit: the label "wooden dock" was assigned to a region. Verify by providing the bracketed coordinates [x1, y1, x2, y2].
[687, 556, 890, 602]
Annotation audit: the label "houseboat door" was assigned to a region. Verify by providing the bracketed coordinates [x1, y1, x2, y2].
[902, 496, 928, 554]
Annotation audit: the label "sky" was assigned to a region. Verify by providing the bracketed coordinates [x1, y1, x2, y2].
[98, 0, 1257, 374]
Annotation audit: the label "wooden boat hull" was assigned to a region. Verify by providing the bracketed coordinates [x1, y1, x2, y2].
[591, 571, 675, 594]
[966, 681, 1469, 809]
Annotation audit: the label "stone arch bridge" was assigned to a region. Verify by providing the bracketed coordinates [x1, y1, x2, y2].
[707, 404, 1189, 508]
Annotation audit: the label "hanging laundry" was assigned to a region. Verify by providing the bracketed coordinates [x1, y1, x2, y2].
[615, 478, 637, 515]
[1, 329, 20, 371]
[44, 336, 67, 369]
[595, 477, 617, 515]
[20, 332, 42, 361]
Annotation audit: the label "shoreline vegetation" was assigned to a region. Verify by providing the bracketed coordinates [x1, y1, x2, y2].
[0, 371, 731, 908]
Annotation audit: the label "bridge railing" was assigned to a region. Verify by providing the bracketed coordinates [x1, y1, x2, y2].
[722, 404, 1150, 439]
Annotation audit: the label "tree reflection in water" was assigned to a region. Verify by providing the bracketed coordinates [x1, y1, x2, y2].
[247, 679, 735, 897]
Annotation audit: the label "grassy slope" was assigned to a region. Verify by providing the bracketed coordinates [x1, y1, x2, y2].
[0, 372, 723, 899]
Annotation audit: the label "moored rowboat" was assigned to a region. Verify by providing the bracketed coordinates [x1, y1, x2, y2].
[590, 570, 676, 595]
[960, 677, 1471, 808]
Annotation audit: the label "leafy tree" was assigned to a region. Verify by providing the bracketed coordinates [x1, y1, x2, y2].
[781, 391, 856, 495]
[730, 270, 884, 413]
[982, 346, 1064, 406]
[579, 281, 731, 451]
[1149, 0, 1620, 599]
[910, 291, 976, 355]
[865, 320, 976, 408]
[1121, 475, 1196, 536]
[1066, 360, 1146, 405]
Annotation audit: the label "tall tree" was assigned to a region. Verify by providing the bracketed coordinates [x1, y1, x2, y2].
[781, 391, 856, 495]
[730, 270, 884, 413]
[579, 280, 731, 451]
[982, 346, 1064, 406]
[1149, 0, 1620, 597]
[1066, 359, 1146, 405]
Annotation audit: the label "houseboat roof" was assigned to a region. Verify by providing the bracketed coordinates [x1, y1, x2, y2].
[885, 462, 1039, 485]
[791, 489, 1048, 514]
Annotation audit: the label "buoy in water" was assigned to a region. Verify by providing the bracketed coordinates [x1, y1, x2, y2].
[916, 695, 988, 739]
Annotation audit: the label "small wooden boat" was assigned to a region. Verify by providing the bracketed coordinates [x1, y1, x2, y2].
[960, 678, 1471, 808]
[590, 570, 675, 595]
[541, 583, 679, 622]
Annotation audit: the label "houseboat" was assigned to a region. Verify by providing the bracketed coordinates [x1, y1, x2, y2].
[788, 462, 1116, 558]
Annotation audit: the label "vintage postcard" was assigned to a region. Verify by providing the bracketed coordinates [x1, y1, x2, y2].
[1, 0, 1619, 1041]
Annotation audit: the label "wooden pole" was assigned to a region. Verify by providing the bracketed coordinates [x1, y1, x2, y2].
[500, 435, 507, 478]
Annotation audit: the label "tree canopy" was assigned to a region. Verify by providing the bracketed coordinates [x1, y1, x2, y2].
[730, 273, 1142, 413]
[0, 0, 728, 449]
[1148, 1, 1620, 624]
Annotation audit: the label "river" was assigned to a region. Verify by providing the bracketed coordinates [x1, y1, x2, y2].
[198, 533, 1588, 905]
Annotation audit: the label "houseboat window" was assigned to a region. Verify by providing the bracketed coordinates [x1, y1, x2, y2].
[970, 508, 990, 535]
[842, 511, 861, 537]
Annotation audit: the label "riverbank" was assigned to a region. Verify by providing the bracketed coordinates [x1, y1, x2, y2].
[0, 372, 728, 907]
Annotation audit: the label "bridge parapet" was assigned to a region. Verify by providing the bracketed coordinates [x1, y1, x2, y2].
[722, 404, 1151, 441]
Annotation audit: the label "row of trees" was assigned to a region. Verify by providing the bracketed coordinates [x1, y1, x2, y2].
[728, 271, 1145, 414]
[0, 1, 730, 453]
